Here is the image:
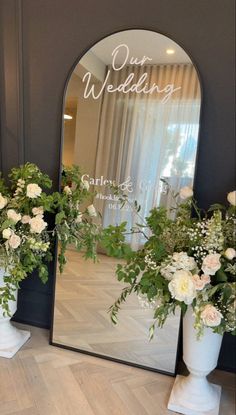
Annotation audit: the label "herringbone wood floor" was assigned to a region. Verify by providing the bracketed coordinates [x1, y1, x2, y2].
[52, 250, 180, 374]
[0, 324, 235, 415]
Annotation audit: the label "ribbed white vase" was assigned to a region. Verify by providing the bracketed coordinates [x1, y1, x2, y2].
[168, 307, 223, 415]
[0, 267, 30, 358]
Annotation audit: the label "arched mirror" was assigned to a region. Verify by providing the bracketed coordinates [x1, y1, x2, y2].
[51, 29, 201, 375]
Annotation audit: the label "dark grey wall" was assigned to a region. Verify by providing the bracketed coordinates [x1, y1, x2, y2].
[0, 0, 235, 370]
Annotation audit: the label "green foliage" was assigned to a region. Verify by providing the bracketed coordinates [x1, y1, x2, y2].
[0, 173, 9, 196]
[146, 207, 171, 235]
[101, 222, 133, 258]
[9, 162, 52, 189]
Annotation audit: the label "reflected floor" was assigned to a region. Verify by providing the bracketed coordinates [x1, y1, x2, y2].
[52, 250, 180, 374]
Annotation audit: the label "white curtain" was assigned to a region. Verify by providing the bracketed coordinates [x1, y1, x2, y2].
[94, 63, 201, 248]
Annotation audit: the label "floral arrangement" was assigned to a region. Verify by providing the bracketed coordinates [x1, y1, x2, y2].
[0, 163, 100, 315]
[105, 186, 236, 338]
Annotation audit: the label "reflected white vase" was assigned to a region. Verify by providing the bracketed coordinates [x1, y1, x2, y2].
[0, 267, 30, 358]
[168, 306, 223, 415]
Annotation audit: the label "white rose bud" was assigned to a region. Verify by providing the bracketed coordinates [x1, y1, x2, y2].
[2, 228, 12, 240]
[0, 193, 8, 209]
[80, 180, 90, 191]
[227, 191, 236, 206]
[63, 186, 72, 195]
[26, 183, 42, 199]
[202, 253, 221, 275]
[224, 248, 236, 260]
[17, 179, 25, 188]
[29, 216, 47, 234]
[87, 204, 97, 217]
[179, 186, 193, 200]
[8, 233, 21, 249]
[32, 206, 44, 216]
[21, 215, 31, 224]
[200, 304, 222, 327]
[7, 209, 21, 223]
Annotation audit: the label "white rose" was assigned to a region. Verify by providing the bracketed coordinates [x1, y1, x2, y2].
[8, 233, 21, 249]
[7, 209, 21, 223]
[63, 186, 72, 195]
[87, 204, 97, 217]
[224, 248, 236, 260]
[160, 264, 177, 281]
[202, 253, 221, 275]
[32, 206, 44, 216]
[29, 216, 47, 234]
[227, 191, 236, 206]
[200, 304, 223, 327]
[168, 270, 196, 305]
[75, 213, 83, 223]
[21, 215, 31, 224]
[192, 274, 211, 290]
[80, 180, 90, 191]
[2, 228, 12, 240]
[179, 186, 193, 200]
[172, 252, 197, 271]
[0, 193, 7, 209]
[26, 183, 42, 199]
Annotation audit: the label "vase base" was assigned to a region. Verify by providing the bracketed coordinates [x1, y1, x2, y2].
[0, 329, 31, 359]
[168, 375, 221, 415]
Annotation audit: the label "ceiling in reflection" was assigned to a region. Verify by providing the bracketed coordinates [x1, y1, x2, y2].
[90, 30, 191, 65]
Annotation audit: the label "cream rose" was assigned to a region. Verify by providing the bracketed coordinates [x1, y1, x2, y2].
[0, 193, 7, 209]
[224, 248, 236, 260]
[179, 186, 193, 200]
[32, 206, 44, 216]
[168, 270, 196, 305]
[26, 183, 42, 199]
[202, 253, 221, 275]
[227, 191, 236, 206]
[21, 215, 31, 224]
[87, 204, 97, 217]
[2, 228, 12, 240]
[7, 209, 21, 223]
[8, 233, 21, 249]
[192, 274, 211, 290]
[200, 304, 223, 327]
[63, 186, 72, 195]
[29, 216, 47, 234]
[80, 180, 90, 191]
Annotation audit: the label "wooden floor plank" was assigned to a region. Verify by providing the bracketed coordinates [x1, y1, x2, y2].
[0, 323, 235, 415]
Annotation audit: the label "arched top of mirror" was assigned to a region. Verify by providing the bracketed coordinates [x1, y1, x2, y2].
[63, 29, 201, 231]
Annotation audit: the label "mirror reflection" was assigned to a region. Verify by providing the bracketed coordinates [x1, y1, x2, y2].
[52, 29, 201, 374]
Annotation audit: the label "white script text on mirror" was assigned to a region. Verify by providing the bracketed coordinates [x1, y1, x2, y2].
[82, 44, 181, 103]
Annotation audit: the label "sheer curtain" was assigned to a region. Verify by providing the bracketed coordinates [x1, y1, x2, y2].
[94, 63, 201, 248]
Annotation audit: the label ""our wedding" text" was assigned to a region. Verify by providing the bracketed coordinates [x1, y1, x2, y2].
[82, 44, 181, 103]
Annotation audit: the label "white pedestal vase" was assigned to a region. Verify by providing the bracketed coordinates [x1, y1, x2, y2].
[168, 307, 223, 415]
[0, 267, 30, 358]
